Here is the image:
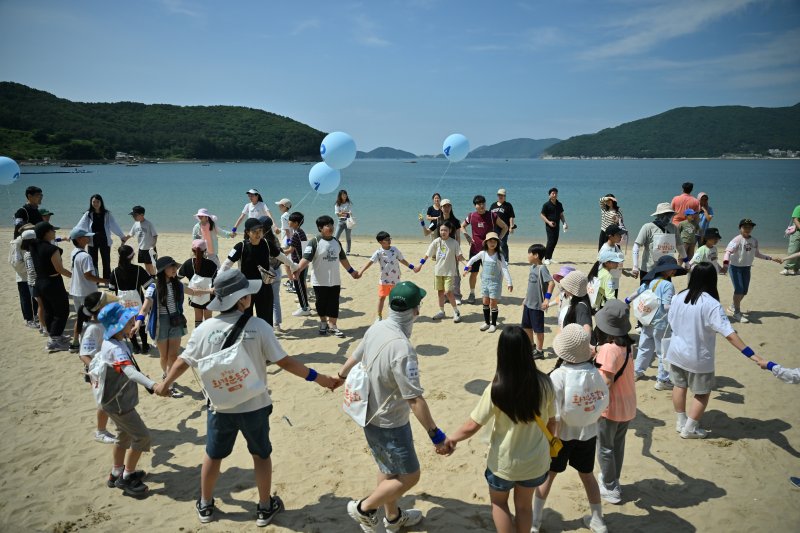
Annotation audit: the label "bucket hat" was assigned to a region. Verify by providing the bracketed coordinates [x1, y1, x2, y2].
[560, 270, 588, 297]
[650, 203, 675, 216]
[207, 269, 261, 311]
[595, 299, 631, 336]
[642, 255, 687, 282]
[554, 324, 592, 364]
[98, 302, 137, 340]
[194, 208, 217, 221]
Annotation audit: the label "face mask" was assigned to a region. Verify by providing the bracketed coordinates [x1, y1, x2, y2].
[388, 308, 415, 338]
[654, 214, 672, 229]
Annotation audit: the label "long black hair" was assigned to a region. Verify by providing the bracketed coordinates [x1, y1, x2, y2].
[490, 326, 552, 422]
[564, 293, 593, 324]
[587, 260, 601, 281]
[88, 194, 107, 214]
[682, 262, 719, 304]
[156, 268, 183, 309]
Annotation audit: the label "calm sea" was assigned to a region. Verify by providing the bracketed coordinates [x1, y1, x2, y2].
[5, 159, 799, 248]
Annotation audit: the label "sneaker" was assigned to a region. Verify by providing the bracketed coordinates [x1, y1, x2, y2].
[25, 320, 38, 329]
[94, 430, 117, 444]
[170, 385, 184, 399]
[543, 259, 552, 266]
[274, 324, 284, 334]
[654, 380, 673, 391]
[455, 299, 462, 306]
[779, 269, 796, 276]
[680, 427, 709, 439]
[114, 470, 149, 497]
[675, 420, 685, 433]
[532, 518, 542, 533]
[532, 349, 545, 360]
[330, 328, 345, 338]
[141, 344, 150, 354]
[196, 498, 215, 523]
[599, 483, 622, 505]
[286, 286, 296, 293]
[731, 311, 748, 323]
[467, 292, 476, 304]
[256, 495, 284, 527]
[383, 508, 423, 532]
[432, 310, 446, 320]
[292, 307, 311, 317]
[68, 343, 80, 353]
[46, 339, 69, 353]
[107, 469, 145, 488]
[283, 280, 293, 288]
[487, 325, 497, 333]
[583, 514, 608, 533]
[318, 324, 329, 335]
[479, 323, 491, 331]
[453, 312, 462, 323]
[634, 372, 645, 381]
[347, 500, 379, 533]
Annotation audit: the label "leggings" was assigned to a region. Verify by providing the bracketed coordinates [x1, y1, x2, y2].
[334, 220, 352, 253]
[17, 281, 38, 322]
[246, 281, 274, 326]
[37, 276, 70, 336]
[293, 267, 310, 310]
[89, 243, 112, 281]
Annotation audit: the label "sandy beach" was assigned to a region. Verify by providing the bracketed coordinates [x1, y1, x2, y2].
[1, 229, 797, 533]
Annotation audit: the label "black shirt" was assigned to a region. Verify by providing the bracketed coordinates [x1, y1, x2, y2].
[541, 200, 564, 223]
[14, 204, 43, 237]
[426, 206, 442, 231]
[31, 241, 61, 279]
[110, 264, 151, 298]
[178, 257, 218, 280]
[490, 201, 516, 226]
[228, 239, 279, 280]
[90, 212, 108, 246]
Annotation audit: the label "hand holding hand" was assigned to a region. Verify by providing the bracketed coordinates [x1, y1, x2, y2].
[541, 300, 550, 311]
[631, 268, 640, 279]
[153, 382, 171, 397]
[315, 374, 339, 391]
[436, 438, 456, 456]
[413, 266, 422, 274]
[751, 355, 769, 369]
[772, 257, 783, 264]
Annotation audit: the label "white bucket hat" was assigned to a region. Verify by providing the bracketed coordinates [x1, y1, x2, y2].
[650, 202, 675, 216]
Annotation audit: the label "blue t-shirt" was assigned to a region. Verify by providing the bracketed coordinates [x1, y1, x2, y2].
[635, 277, 674, 326]
[699, 206, 714, 234]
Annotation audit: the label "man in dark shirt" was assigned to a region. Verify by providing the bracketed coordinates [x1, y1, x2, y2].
[462, 195, 508, 304]
[539, 187, 568, 264]
[14, 186, 44, 237]
[490, 188, 516, 262]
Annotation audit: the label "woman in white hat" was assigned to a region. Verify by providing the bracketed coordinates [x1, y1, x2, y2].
[231, 190, 272, 236]
[192, 208, 232, 267]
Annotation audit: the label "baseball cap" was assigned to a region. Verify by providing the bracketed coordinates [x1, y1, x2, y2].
[275, 198, 292, 208]
[39, 208, 54, 216]
[129, 205, 145, 215]
[497, 188, 507, 196]
[389, 281, 427, 312]
[684, 208, 697, 216]
[34, 221, 59, 239]
[739, 218, 756, 227]
[69, 228, 95, 240]
[604, 224, 627, 236]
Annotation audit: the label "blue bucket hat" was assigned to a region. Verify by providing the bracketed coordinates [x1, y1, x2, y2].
[98, 302, 137, 340]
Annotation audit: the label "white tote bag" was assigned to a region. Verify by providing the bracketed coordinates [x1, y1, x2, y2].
[651, 232, 676, 262]
[114, 270, 143, 309]
[343, 338, 401, 427]
[632, 279, 664, 326]
[189, 274, 212, 306]
[345, 217, 356, 229]
[560, 367, 609, 428]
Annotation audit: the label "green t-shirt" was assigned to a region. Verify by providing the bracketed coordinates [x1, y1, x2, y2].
[792, 205, 800, 219]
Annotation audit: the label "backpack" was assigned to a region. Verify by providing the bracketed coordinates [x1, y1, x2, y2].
[632, 279, 664, 326]
[343, 336, 404, 427]
[560, 366, 609, 427]
[194, 314, 266, 412]
[8, 238, 26, 277]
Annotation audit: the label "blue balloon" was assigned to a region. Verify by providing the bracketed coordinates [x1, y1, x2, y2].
[442, 133, 470, 162]
[308, 162, 341, 194]
[320, 131, 357, 170]
[0, 156, 20, 186]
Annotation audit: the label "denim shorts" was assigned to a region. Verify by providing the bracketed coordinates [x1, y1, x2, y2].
[728, 265, 751, 295]
[484, 468, 548, 492]
[206, 405, 273, 459]
[156, 313, 186, 341]
[521, 306, 545, 334]
[364, 422, 420, 475]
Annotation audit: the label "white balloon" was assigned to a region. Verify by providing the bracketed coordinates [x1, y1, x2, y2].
[0, 156, 21, 186]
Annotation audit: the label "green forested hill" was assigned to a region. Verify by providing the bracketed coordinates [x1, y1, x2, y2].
[545, 104, 800, 158]
[0, 82, 325, 160]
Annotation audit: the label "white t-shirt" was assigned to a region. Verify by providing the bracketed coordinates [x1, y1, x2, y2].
[304, 236, 346, 287]
[549, 362, 600, 442]
[242, 201, 270, 221]
[370, 246, 405, 286]
[425, 237, 462, 277]
[129, 219, 158, 250]
[70, 249, 98, 297]
[279, 212, 293, 242]
[666, 292, 735, 374]
[180, 312, 287, 414]
[79, 321, 105, 358]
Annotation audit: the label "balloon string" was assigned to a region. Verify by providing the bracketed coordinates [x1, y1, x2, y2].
[432, 160, 452, 195]
[290, 189, 315, 211]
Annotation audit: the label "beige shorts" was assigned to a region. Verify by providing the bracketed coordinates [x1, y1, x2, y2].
[107, 408, 151, 452]
[669, 365, 715, 395]
[434, 275, 454, 292]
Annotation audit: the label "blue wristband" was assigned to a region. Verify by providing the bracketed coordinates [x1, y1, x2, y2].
[305, 368, 318, 382]
[136, 314, 145, 322]
[419, 258, 426, 265]
[347, 267, 355, 274]
[766, 362, 776, 371]
[544, 292, 552, 299]
[408, 264, 415, 270]
[464, 266, 469, 272]
[624, 297, 631, 305]
[741, 346, 755, 357]
[232, 227, 237, 232]
[430, 428, 446, 445]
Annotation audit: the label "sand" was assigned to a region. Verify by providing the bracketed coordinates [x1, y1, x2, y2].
[1, 229, 798, 532]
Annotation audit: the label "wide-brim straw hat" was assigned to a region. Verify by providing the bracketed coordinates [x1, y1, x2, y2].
[560, 270, 588, 297]
[651, 202, 675, 216]
[194, 208, 218, 221]
[554, 323, 592, 364]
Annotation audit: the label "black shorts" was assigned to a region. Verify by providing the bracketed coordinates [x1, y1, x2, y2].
[313, 285, 341, 318]
[549, 437, 596, 474]
[137, 249, 155, 265]
[469, 249, 482, 273]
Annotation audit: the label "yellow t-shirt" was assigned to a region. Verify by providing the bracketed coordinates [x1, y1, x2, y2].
[470, 382, 555, 481]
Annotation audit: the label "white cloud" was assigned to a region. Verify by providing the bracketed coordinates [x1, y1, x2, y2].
[291, 19, 321, 36]
[160, 0, 203, 19]
[353, 14, 390, 47]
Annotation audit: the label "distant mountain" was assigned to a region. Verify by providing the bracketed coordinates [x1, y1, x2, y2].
[468, 138, 562, 158]
[0, 82, 324, 160]
[545, 104, 800, 158]
[356, 146, 417, 159]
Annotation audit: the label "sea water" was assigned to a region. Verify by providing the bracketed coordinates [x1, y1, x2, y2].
[5, 159, 798, 248]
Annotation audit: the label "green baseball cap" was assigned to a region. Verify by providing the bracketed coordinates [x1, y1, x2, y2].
[389, 281, 427, 312]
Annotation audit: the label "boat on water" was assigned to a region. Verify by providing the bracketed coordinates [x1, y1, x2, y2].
[61, 163, 81, 167]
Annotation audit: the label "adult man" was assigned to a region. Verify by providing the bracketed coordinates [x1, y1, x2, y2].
[462, 195, 508, 304]
[632, 202, 688, 283]
[338, 281, 450, 532]
[539, 187, 568, 265]
[670, 182, 700, 225]
[155, 269, 341, 527]
[490, 188, 516, 262]
[14, 186, 44, 237]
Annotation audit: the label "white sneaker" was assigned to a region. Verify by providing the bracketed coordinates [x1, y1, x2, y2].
[654, 380, 673, 391]
[583, 515, 608, 533]
[292, 307, 311, 317]
[383, 508, 423, 532]
[455, 299, 462, 305]
[599, 483, 622, 504]
[479, 323, 491, 331]
[736, 312, 749, 323]
[432, 310, 446, 320]
[453, 312, 462, 323]
[488, 325, 497, 333]
[543, 259, 551, 265]
[676, 420, 685, 433]
[680, 427, 709, 439]
[779, 269, 796, 276]
[94, 430, 117, 444]
[347, 500, 379, 532]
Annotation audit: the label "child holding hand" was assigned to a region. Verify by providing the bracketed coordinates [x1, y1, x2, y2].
[359, 231, 414, 320]
[415, 222, 465, 322]
[462, 232, 512, 333]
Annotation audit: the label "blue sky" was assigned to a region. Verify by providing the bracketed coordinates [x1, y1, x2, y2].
[1, 0, 798, 154]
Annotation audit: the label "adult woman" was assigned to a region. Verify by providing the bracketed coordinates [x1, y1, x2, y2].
[232, 189, 272, 235]
[598, 194, 623, 250]
[423, 193, 443, 239]
[191, 208, 232, 267]
[665, 262, 760, 439]
[30, 221, 72, 351]
[259, 216, 296, 333]
[334, 189, 353, 254]
[696, 193, 714, 243]
[135, 256, 212, 398]
[781, 204, 800, 276]
[109, 245, 150, 354]
[221, 218, 280, 325]
[75, 194, 127, 280]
